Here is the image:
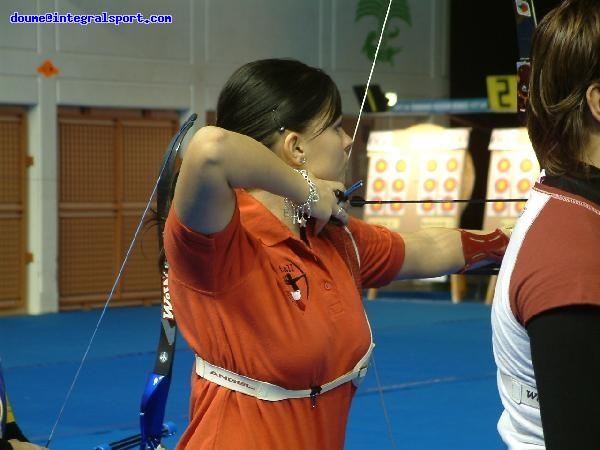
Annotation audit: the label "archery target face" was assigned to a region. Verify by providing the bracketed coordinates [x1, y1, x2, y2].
[365, 150, 466, 218]
[417, 152, 463, 216]
[486, 149, 540, 219]
[484, 127, 540, 230]
[365, 156, 409, 215]
[364, 126, 470, 232]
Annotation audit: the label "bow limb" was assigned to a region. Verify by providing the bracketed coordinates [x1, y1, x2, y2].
[48, 114, 197, 450]
[91, 114, 197, 450]
[138, 114, 197, 450]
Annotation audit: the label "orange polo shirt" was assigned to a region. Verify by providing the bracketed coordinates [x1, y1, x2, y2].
[164, 190, 404, 450]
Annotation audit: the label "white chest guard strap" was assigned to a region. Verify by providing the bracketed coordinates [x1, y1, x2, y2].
[500, 372, 539, 409]
[195, 342, 374, 402]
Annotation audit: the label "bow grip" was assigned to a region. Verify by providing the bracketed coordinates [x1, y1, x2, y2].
[139, 372, 171, 449]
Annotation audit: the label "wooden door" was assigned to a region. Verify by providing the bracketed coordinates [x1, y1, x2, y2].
[0, 107, 28, 313]
[58, 108, 179, 310]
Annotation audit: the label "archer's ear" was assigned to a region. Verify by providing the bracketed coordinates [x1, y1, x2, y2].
[586, 83, 600, 124]
[281, 132, 305, 168]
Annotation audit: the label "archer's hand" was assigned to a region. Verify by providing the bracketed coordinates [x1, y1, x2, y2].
[310, 176, 348, 233]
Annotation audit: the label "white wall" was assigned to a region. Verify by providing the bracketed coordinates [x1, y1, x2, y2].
[0, 0, 449, 313]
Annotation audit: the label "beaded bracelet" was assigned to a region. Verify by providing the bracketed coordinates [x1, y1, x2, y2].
[283, 169, 320, 227]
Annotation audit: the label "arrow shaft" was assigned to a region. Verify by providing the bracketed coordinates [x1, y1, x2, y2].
[350, 197, 526, 206]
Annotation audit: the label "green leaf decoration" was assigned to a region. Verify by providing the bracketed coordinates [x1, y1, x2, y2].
[356, 0, 411, 26]
[355, 0, 412, 64]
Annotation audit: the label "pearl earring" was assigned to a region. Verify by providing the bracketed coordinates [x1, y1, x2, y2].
[300, 157, 306, 165]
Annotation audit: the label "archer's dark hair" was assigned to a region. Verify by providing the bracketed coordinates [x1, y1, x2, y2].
[527, 0, 600, 175]
[215, 58, 342, 148]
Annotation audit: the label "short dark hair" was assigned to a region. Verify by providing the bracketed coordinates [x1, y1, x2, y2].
[215, 58, 342, 148]
[527, 0, 600, 174]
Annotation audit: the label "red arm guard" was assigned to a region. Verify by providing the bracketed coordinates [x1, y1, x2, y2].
[459, 228, 509, 273]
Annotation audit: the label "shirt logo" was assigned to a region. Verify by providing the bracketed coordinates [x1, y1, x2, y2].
[279, 260, 309, 309]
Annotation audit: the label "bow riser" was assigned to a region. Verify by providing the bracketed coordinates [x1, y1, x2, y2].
[139, 373, 171, 449]
[513, 1, 538, 115]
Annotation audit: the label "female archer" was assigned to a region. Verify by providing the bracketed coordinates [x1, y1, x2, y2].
[164, 58, 509, 449]
[491, 0, 600, 448]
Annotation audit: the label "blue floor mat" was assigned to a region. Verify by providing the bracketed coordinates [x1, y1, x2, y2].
[0, 296, 504, 449]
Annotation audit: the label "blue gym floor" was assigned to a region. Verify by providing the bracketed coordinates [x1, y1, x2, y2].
[0, 294, 505, 449]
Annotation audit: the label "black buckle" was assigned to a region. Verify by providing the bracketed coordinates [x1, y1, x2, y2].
[310, 386, 322, 408]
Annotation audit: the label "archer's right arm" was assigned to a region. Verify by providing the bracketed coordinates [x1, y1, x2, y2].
[173, 126, 344, 234]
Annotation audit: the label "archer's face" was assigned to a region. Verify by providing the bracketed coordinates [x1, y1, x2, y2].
[300, 115, 353, 183]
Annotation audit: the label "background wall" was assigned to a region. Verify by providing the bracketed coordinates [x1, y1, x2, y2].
[1, 0, 449, 119]
[448, 0, 560, 229]
[0, 0, 449, 313]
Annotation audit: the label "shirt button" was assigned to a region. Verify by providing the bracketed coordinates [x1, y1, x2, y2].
[324, 281, 332, 290]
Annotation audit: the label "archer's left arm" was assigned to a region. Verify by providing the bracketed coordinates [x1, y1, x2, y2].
[527, 305, 600, 449]
[396, 228, 509, 280]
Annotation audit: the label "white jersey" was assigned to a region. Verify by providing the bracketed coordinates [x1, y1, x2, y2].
[491, 181, 600, 449]
[491, 188, 547, 449]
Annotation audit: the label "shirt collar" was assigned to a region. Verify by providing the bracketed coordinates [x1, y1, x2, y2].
[237, 189, 299, 247]
[542, 164, 600, 207]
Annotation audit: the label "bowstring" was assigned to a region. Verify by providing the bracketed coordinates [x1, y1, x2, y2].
[46, 179, 161, 448]
[349, 0, 394, 159]
[45, 127, 188, 449]
[346, 1, 398, 448]
[371, 355, 397, 450]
